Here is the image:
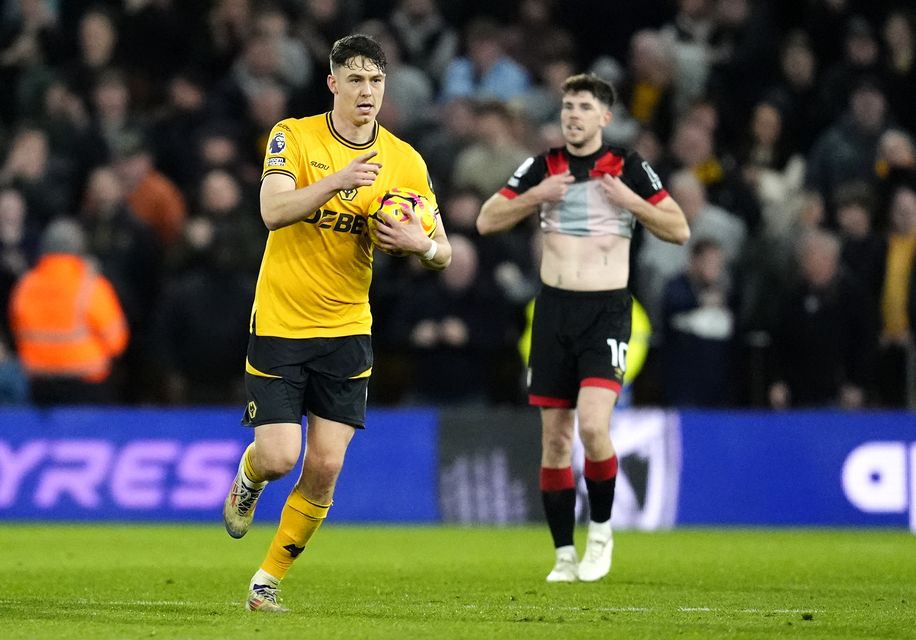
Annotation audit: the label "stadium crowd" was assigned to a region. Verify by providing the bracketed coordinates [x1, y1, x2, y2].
[0, 0, 914, 409]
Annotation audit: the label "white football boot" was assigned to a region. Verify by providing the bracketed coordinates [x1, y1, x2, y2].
[546, 545, 579, 583]
[246, 570, 288, 613]
[577, 520, 613, 582]
[223, 457, 266, 539]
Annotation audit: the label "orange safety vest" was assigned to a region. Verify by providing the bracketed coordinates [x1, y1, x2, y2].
[9, 254, 129, 383]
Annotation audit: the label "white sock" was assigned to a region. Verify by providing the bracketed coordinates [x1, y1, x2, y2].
[251, 568, 280, 587]
[241, 469, 267, 490]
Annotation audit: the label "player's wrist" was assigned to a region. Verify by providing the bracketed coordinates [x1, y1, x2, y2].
[419, 239, 438, 262]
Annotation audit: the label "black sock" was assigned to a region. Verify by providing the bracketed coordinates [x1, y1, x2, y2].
[584, 476, 616, 524]
[541, 488, 576, 548]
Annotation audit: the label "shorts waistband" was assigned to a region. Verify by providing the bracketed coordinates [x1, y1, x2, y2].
[538, 284, 630, 300]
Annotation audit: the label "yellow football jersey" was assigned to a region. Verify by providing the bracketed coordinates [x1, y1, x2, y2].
[253, 112, 438, 339]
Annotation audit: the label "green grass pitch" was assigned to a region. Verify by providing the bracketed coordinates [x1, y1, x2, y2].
[0, 524, 913, 639]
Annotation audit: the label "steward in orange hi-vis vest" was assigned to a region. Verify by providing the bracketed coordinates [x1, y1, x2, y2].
[9, 220, 128, 387]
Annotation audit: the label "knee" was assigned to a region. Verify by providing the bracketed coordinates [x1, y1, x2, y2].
[304, 451, 345, 483]
[257, 448, 299, 480]
[542, 429, 574, 459]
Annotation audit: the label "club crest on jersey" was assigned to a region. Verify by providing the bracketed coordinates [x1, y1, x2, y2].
[339, 187, 358, 201]
[268, 131, 286, 154]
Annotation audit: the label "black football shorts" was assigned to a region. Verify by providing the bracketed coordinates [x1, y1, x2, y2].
[243, 334, 372, 429]
[528, 285, 632, 408]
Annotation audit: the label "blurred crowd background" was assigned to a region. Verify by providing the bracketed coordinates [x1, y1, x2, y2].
[0, 0, 914, 410]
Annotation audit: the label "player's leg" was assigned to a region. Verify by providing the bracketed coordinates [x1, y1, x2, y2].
[571, 289, 630, 581]
[575, 384, 618, 581]
[540, 407, 579, 582]
[248, 414, 355, 612]
[248, 335, 370, 612]
[528, 286, 581, 581]
[224, 422, 302, 539]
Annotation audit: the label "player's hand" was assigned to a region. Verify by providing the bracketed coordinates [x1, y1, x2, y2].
[598, 174, 642, 209]
[334, 150, 382, 191]
[373, 206, 428, 254]
[531, 171, 574, 203]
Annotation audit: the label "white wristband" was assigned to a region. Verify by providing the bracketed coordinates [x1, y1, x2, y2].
[421, 239, 438, 262]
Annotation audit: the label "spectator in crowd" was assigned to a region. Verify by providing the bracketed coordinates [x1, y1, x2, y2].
[659, 0, 715, 114]
[818, 16, 882, 125]
[0, 335, 28, 405]
[0, 187, 38, 339]
[616, 29, 679, 143]
[152, 228, 254, 405]
[90, 69, 140, 152]
[661, 238, 738, 407]
[253, 4, 312, 92]
[8, 218, 129, 405]
[39, 78, 108, 205]
[111, 129, 188, 247]
[523, 57, 576, 127]
[417, 97, 476, 190]
[61, 6, 122, 100]
[880, 9, 916, 136]
[196, 123, 260, 187]
[705, 0, 778, 137]
[149, 70, 212, 192]
[388, 0, 459, 88]
[877, 185, 916, 407]
[201, 0, 252, 80]
[835, 182, 886, 305]
[664, 115, 761, 232]
[211, 32, 285, 126]
[873, 128, 916, 227]
[440, 17, 531, 103]
[768, 229, 877, 410]
[168, 169, 263, 277]
[120, 0, 193, 108]
[451, 101, 531, 198]
[505, 0, 575, 76]
[81, 165, 161, 330]
[806, 75, 891, 220]
[637, 169, 746, 327]
[0, 126, 70, 226]
[395, 235, 519, 404]
[766, 30, 823, 154]
[738, 98, 806, 241]
[0, 0, 62, 126]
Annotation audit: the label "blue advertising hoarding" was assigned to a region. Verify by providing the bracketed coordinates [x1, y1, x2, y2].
[0, 407, 439, 523]
[678, 411, 916, 528]
[1, 407, 913, 528]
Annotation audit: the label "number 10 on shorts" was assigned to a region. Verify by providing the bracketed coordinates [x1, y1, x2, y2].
[607, 339, 628, 371]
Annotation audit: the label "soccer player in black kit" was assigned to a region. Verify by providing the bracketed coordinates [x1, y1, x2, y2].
[478, 74, 689, 582]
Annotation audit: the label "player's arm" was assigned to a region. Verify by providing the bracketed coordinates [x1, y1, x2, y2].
[600, 153, 689, 245]
[477, 171, 574, 235]
[420, 218, 451, 271]
[617, 185, 690, 245]
[260, 150, 381, 230]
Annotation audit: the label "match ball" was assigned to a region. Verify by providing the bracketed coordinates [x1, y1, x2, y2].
[367, 187, 437, 256]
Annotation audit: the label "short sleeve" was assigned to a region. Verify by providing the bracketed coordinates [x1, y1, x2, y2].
[261, 120, 300, 183]
[621, 151, 669, 204]
[499, 155, 547, 199]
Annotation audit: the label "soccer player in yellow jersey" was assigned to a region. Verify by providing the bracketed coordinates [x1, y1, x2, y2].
[222, 34, 452, 613]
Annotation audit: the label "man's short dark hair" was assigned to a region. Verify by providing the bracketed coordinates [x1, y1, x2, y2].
[329, 34, 387, 74]
[562, 73, 617, 108]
